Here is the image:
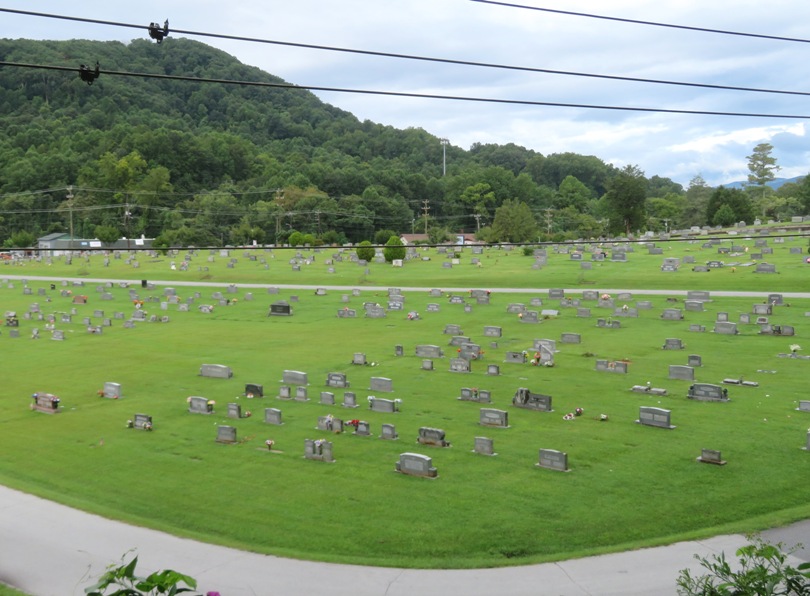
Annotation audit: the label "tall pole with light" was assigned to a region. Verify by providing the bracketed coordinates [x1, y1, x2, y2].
[440, 138, 449, 176]
[66, 186, 74, 260]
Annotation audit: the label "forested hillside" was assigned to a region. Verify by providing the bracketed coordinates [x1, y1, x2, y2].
[0, 37, 808, 248]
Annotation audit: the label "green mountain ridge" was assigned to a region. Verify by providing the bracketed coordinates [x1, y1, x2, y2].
[0, 37, 806, 246]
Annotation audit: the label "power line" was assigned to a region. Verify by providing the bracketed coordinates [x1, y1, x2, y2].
[469, 1, 810, 44]
[2, 60, 810, 120]
[2, 8, 810, 99]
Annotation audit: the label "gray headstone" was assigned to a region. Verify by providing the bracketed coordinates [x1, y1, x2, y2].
[479, 408, 509, 428]
[227, 403, 242, 419]
[595, 360, 628, 373]
[369, 377, 393, 393]
[636, 406, 675, 429]
[512, 388, 553, 411]
[200, 364, 233, 379]
[668, 365, 695, 381]
[714, 322, 739, 335]
[536, 449, 569, 472]
[395, 452, 437, 477]
[102, 382, 122, 399]
[368, 396, 400, 413]
[688, 383, 729, 402]
[326, 372, 349, 388]
[216, 425, 237, 444]
[380, 423, 398, 440]
[417, 427, 450, 447]
[282, 370, 308, 386]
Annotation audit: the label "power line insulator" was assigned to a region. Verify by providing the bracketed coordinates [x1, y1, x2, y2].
[78, 62, 100, 85]
[148, 19, 170, 43]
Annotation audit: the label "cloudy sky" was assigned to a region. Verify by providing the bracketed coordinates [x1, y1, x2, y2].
[3, 0, 810, 187]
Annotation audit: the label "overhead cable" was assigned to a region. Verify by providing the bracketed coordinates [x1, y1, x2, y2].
[2, 60, 809, 120]
[1, 7, 809, 98]
[469, 0, 810, 44]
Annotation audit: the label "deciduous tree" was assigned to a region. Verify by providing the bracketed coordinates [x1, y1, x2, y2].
[604, 165, 647, 235]
[490, 200, 537, 243]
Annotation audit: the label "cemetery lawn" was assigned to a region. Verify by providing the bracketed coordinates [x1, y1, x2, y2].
[0, 243, 809, 569]
[11, 233, 810, 292]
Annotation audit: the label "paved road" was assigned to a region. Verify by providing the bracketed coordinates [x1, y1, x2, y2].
[2, 275, 808, 594]
[1, 485, 808, 596]
[3, 274, 810, 299]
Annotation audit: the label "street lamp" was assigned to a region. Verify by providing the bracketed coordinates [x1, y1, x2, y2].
[66, 186, 74, 260]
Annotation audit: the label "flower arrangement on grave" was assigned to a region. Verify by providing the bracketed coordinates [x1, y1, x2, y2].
[563, 412, 575, 421]
[601, 293, 611, 300]
[206, 400, 215, 413]
[790, 344, 801, 354]
[50, 395, 60, 409]
[244, 410, 252, 418]
[246, 392, 254, 399]
[575, 407, 584, 416]
[144, 422, 153, 431]
[600, 414, 609, 421]
[126, 420, 134, 428]
[265, 439, 274, 450]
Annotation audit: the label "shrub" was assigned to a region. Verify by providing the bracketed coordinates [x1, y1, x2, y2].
[288, 231, 304, 247]
[676, 535, 810, 595]
[374, 229, 397, 245]
[85, 553, 199, 595]
[383, 236, 406, 262]
[356, 240, 374, 261]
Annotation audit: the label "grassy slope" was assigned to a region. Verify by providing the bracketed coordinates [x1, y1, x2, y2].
[0, 238, 809, 569]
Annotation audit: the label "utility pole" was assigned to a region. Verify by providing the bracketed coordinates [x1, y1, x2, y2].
[124, 200, 132, 251]
[422, 199, 430, 235]
[274, 189, 285, 243]
[473, 213, 482, 233]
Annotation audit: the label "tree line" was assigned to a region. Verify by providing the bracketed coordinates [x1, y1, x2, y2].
[1, 38, 809, 249]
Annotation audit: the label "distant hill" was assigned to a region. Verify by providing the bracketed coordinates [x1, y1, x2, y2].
[722, 176, 805, 190]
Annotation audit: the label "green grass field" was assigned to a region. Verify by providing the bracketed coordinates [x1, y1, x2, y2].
[1, 237, 809, 569]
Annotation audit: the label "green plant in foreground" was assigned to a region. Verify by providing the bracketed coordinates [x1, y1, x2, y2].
[85, 554, 202, 596]
[676, 535, 810, 595]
